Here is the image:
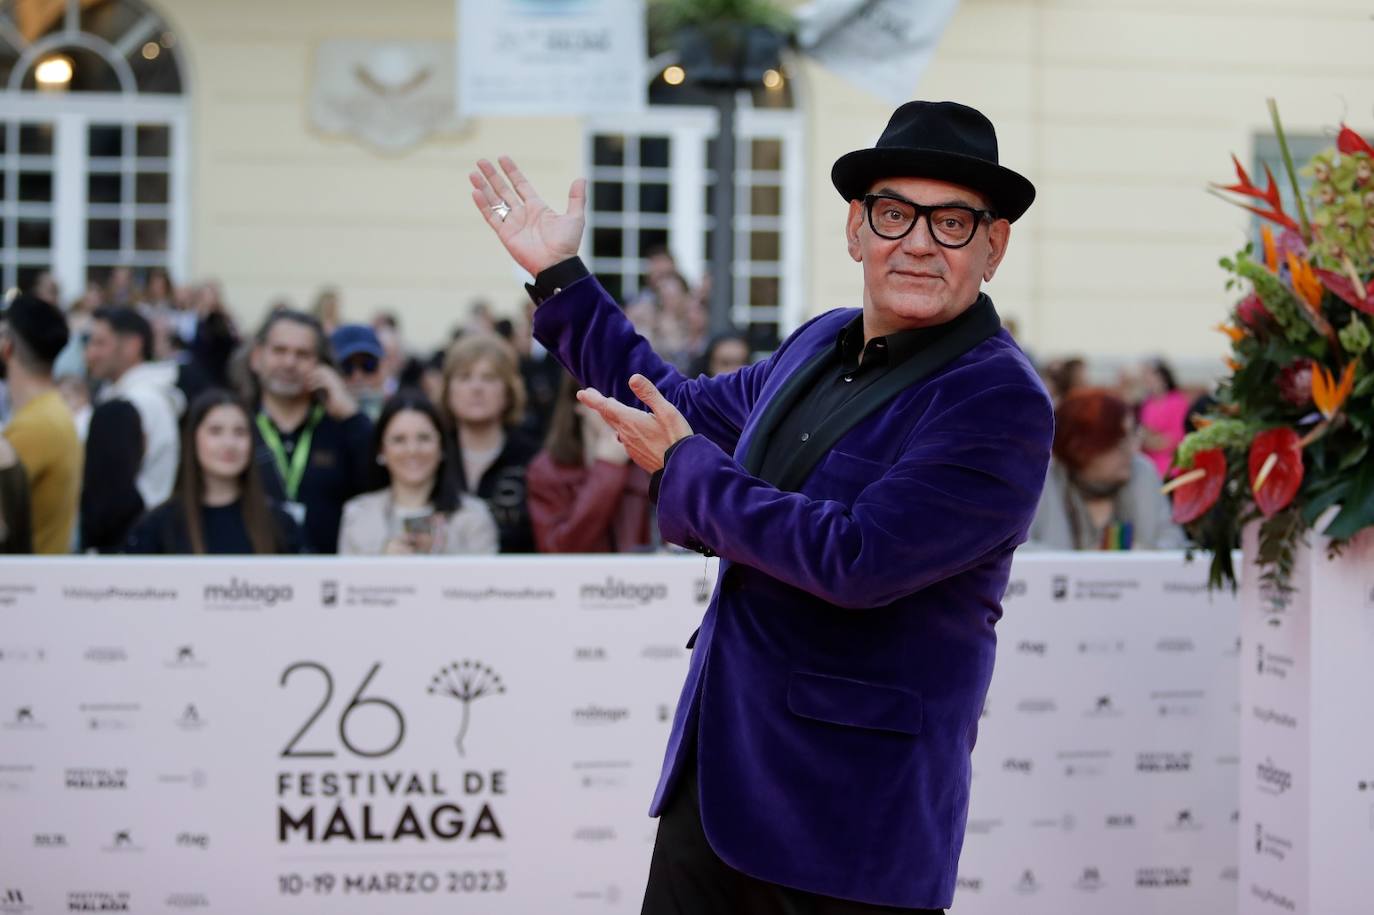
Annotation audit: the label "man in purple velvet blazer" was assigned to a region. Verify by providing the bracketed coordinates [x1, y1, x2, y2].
[471, 100, 1054, 914]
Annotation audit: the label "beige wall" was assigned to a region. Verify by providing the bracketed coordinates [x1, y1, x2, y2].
[171, 0, 1374, 379]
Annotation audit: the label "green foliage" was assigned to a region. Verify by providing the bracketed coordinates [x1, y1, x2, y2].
[1340, 315, 1372, 357]
[1174, 419, 1254, 469]
[1233, 253, 1312, 344]
[648, 0, 794, 37]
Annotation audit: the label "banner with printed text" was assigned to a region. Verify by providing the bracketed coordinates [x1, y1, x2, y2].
[0, 554, 1236, 913]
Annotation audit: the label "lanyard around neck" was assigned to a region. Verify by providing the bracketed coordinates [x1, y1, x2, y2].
[257, 406, 323, 501]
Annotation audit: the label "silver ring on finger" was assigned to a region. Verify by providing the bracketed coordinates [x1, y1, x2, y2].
[491, 201, 511, 221]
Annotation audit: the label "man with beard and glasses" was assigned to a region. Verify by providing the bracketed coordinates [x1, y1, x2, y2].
[248, 310, 372, 553]
[1027, 387, 1185, 550]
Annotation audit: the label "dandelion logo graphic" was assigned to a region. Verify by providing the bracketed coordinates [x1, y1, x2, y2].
[427, 660, 505, 757]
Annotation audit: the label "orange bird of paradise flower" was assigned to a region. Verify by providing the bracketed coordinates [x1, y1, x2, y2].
[1311, 362, 1357, 421]
[1260, 224, 1279, 272]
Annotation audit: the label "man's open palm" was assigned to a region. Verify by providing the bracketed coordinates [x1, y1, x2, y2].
[470, 156, 585, 277]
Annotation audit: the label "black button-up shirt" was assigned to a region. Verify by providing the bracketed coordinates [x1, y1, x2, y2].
[755, 314, 930, 487]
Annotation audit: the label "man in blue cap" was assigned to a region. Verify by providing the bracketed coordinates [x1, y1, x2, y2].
[331, 323, 388, 421]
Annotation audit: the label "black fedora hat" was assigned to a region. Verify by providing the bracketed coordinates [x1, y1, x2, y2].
[831, 100, 1036, 222]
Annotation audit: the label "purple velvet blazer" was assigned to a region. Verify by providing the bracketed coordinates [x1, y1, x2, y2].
[533, 274, 1054, 909]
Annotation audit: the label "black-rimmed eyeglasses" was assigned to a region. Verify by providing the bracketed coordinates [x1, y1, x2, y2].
[863, 194, 995, 248]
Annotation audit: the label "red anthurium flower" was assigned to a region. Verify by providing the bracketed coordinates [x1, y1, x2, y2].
[1248, 427, 1304, 518]
[1312, 267, 1374, 316]
[1337, 124, 1374, 158]
[1169, 449, 1226, 525]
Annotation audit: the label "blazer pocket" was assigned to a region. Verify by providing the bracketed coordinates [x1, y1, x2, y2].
[809, 448, 891, 503]
[786, 671, 923, 736]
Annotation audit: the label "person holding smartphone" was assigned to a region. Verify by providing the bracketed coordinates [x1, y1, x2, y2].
[337, 389, 497, 555]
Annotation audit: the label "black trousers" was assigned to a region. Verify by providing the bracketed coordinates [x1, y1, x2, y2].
[640, 757, 944, 915]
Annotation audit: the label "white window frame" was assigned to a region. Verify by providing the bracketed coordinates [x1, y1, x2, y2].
[0, 0, 188, 297]
[583, 94, 805, 343]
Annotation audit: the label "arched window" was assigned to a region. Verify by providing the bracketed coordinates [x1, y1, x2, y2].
[584, 64, 803, 353]
[0, 0, 187, 301]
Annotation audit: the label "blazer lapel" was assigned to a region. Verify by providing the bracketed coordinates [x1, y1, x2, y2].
[771, 295, 1003, 493]
[740, 343, 835, 477]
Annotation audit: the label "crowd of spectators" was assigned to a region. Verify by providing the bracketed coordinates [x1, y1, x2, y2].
[0, 260, 1214, 557]
[0, 255, 744, 557]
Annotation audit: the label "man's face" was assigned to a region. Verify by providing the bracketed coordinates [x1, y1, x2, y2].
[84, 319, 133, 382]
[251, 320, 319, 400]
[846, 176, 1010, 333]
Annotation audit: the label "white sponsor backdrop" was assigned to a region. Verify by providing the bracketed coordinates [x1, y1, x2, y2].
[1238, 527, 1374, 915]
[0, 554, 1238, 914]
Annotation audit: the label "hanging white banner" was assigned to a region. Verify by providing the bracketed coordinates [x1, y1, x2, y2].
[795, 0, 961, 104]
[456, 0, 646, 116]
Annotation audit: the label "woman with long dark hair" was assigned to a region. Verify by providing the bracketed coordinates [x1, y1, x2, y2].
[124, 389, 301, 554]
[338, 389, 497, 555]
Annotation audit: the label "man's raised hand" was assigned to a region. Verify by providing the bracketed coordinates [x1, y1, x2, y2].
[470, 156, 586, 277]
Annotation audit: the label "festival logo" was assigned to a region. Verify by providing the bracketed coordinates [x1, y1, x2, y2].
[1135, 751, 1192, 774]
[66, 892, 131, 912]
[278, 661, 507, 846]
[427, 660, 505, 757]
[65, 767, 128, 790]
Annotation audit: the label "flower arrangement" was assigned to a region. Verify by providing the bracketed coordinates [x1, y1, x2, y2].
[1168, 100, 1374, 593]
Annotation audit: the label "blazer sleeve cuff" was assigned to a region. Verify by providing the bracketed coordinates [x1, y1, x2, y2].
[655, 434, 718, 557]
[524, 257, 591, 306]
